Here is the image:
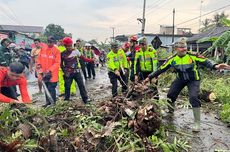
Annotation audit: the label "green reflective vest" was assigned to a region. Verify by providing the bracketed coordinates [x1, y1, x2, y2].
[134, 47, 158, 75]
[159, 53, 214, 80]
[77, 47, 84, 56]
[106, 49, 128, 72]
[58, 46, 66, 53]
[86, 49, 94, 59]
[118, 49, 129, 69]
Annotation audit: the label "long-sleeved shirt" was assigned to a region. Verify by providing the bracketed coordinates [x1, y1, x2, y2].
[0, 67, 31, 103]
[36, 45, 61, 82]
[148, 53, 217, 81]
[61, 49, 93, 74]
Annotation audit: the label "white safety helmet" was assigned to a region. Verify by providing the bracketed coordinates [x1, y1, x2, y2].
[85, 43, 91, 47]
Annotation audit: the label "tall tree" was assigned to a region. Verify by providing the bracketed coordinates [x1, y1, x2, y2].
[213, 12, 228, 25]
[202, 18, 211, 28]
[200, 12, 229, 32]
[44, 24, 70, 40]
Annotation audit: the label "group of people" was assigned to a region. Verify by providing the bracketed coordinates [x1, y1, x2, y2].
[0, 36, 100, 107]
[1, 35, 230, 132]
[106, 36, 230, 132]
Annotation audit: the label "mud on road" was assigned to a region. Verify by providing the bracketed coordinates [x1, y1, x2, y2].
[27, 66, 230, 152]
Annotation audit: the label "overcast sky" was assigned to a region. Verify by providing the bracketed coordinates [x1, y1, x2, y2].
[0, 0, 229, 41]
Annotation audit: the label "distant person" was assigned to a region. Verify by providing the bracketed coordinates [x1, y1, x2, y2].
[0, 62, 31, 103]
[18, 47, 30, 69]
[0, 38, 13, 67]
[127, 35, 140, 82]
[76, 39, 88, 80]
[99, 50, 106, 67]
[29, 38, 43, 93]
[85, 43, 96, 79]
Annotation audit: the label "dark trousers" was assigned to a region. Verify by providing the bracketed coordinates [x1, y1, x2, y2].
[108, 71, 128, 97]
[86, 62, 95, 78]
[1, 86, 18, 100]
[130, 68, 135, 82]
[45, 82, 57, 105]
[64, 71, 88, 102]
[79, 59, 87, 79]
[167, 79, 201, 108]
[138, 71, 151, 81]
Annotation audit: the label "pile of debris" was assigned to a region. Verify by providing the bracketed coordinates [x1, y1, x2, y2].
[0, 84, 162, 152]
[126, 83, 158, 100]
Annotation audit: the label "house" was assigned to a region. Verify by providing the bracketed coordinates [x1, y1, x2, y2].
[187, 26, 230, 53]
[0, 30, 34, 49]
[0, 25, 43, 37]
[0, 25, 43, 49]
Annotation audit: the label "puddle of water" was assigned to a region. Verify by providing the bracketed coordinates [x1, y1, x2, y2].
[164, 106, 230, 152]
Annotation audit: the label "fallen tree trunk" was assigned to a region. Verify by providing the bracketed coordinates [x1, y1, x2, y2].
[199, 90, 216, 102]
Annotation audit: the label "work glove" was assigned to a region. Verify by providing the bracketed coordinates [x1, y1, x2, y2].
[42, 71, 52, 82]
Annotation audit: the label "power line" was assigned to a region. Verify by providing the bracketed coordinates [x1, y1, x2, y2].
[0, 6, 19, 24]
[0, 3, 22, 25]
[145, 0, 172, 17]
[148, 12, 171, 26]
[176, 4, 230, 26]
[114, 0, 162, 26]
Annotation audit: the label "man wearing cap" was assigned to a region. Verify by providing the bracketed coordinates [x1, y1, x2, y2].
[143, 39, 229, 132]
[57, 39, 76, 96]
[127, 35, 140, 82]
[134, 37, 158, 81]
[0, 62, 31, 103]
[61, 37, 93, 103]
[107, 42, 128, 97]
[0, 38, 13, 67]
[76, 39, 87, 80]
[36, 36, 61, 107]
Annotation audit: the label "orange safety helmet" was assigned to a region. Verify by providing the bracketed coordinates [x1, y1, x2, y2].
[63, 37, 73, 45]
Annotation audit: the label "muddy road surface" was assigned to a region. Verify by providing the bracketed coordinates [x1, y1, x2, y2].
[27, 66, 230, 152]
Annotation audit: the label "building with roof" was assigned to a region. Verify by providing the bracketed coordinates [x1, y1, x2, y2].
[0, 25, 43, 49]
[187, 26, 230, 52]
[0, 25, 43, 37]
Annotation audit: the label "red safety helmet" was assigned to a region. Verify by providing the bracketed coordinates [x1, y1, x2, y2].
[63, 37, 73, 45]
[130, 35, 138, 41]
[124, 42, 130, 48]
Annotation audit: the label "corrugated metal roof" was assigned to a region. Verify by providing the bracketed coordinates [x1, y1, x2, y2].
[0, 25, 43, 33]
[187, 26, 230, 42]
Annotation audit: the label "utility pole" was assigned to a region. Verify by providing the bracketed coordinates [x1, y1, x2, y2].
[172, 8, 175, 43]
[111, 27, 115, 41]
[137, 0, 146, 36]
[199, 0, 204, 33]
